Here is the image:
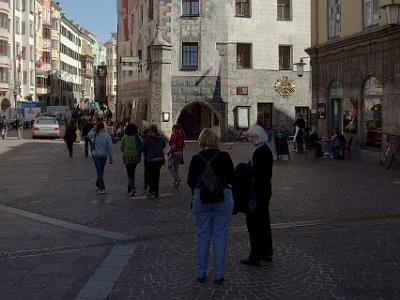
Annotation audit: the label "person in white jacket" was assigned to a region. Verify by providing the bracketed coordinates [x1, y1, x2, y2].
[87, 121, 113, 194]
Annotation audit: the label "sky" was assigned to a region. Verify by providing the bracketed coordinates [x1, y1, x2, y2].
[57, 0, 117, 43]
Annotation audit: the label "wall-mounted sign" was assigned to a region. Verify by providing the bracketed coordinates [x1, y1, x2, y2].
[234, 106, 250, 129]
[236, 86, 248, 95]
[120, 56, 140, 64]
[317, 103, 326, 119]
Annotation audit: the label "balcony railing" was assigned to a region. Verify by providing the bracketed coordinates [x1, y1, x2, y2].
[81, 68, 94, 78]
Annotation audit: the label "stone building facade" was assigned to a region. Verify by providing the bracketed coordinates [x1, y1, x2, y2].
[105, 33, 117, 117]
[308, 0, 400, 154]
[117, 0, 311, 138]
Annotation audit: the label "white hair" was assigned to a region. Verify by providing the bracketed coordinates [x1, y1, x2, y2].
[247, 125, 268, 143]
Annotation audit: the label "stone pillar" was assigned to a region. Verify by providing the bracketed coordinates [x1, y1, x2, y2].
[149, 28, 173, 137]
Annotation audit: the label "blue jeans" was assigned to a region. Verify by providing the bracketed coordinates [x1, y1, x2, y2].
[93, 156, 107, 190]
[17, 127, 23, 139]
[192, 188, 233, 280]
[1, 127, 8, 139]
[169, 152, 183, 183]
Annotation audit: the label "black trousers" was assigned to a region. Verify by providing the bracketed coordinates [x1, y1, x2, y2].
[146, 160, 163, 195]
[84, 136, 89, 157]
[246, 209, 273, 260]
[125, 163, 138, 192]
[66, 141, 74, 156]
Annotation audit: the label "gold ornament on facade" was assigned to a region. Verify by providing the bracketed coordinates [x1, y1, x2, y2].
[274, 76, 296, 98]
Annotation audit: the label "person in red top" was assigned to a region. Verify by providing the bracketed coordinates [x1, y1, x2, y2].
[168, 124, 185, 187]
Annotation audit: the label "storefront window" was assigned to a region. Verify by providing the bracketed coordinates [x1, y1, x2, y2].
[363, 76, 382, 148]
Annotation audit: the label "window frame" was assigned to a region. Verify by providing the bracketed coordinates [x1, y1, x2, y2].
[236, 43, 252, 69]
[328, 0, 341, 40]
[278, 45, 293, 70]
[182, 0, 200, 17]
[277, 0, 292, 21]
[235, 0, 251, 18]
[363, 0, 380, 29]
[181, 42, 199, 71]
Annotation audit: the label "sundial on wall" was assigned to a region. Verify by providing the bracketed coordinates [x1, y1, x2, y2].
[274, 76, 296, 98]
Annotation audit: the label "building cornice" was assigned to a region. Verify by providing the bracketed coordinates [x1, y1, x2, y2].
[306, 25, 400, 55]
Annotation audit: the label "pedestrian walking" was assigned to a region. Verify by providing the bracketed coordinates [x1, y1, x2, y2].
[121, 123, 142, 197]
[82, 120, 94, 157]
[142, 125, 166, 198]
[187, 128, 235, 285]
[64, 122, 77, 157]
[15, 114, 24, 140]
[240, 125, 273, 266]
[87, 121, 113, 194]
[168, 124, 185, 187]
[1, 116, 9, 140]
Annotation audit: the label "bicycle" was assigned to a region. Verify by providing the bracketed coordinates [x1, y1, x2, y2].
[380, 133, 400, 169]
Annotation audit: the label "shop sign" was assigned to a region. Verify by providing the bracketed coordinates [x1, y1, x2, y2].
[236, 86, 248, 95]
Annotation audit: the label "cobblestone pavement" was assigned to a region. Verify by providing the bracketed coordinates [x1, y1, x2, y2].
[0, 137, 400, 299]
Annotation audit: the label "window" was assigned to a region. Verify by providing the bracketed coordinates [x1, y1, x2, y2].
[0, 40, 7, 56]
[363, 0, 380, 28]
[22, 0, 26, 11]
[30, 69, 34, 86]
[181, 42, 198, 69]
[21, 21, 25, 35]
[23, 71, 27, 84]
[15, 17, 20, 34]
[182, 0, 199, 16]
[16, 0, 20, 10]
[114, 72, 117, 79]
[257, 103, 273, 130]
[30, 0, 34, 13]
[235, 0, 250, 17]
[43, 51, 51, 64]
[114, 85, 117, 92]
[29, 21, 33, 37]
[30, 46, 33, 61]
[277, 0, 291, 21]
[328, 0, 341, 39]
[149, 0, 154, 20]
[0, 67, 9, 83]
[236, 43, 252, 68]
[279, 45, 292, 70]
[0, 13, 9, 30]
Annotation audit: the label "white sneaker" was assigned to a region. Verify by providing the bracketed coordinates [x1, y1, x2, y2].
[98, 190, 106, 194]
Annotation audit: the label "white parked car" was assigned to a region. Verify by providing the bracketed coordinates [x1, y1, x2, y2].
[32, 117, 60, 139]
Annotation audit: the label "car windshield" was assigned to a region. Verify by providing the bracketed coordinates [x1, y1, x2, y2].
[36, 118, 57, 125]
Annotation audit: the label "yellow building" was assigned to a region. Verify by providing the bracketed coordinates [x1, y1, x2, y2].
[307, 0, 400, 154]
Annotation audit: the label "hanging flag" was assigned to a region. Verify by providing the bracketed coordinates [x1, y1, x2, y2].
[122, 0, 129, 41]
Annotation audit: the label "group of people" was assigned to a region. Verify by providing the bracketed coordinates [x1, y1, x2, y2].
[64, 120, 274, 285]
[0, 115, 25, 140]
[293, 116, 347, 159]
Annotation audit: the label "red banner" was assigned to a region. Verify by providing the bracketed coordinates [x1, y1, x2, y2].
[122, 0, 129, 41]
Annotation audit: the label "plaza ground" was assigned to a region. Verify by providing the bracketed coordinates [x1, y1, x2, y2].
[0, 132, 399, 300]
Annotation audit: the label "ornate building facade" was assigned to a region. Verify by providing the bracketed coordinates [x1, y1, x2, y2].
[117, 0, 311, 138]
[308, 0, 400, 154]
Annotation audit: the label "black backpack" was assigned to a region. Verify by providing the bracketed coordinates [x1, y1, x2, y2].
[198, 151, 224, 203]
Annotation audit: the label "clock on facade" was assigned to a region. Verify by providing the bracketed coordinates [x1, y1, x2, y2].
[274, 76, 296, 98]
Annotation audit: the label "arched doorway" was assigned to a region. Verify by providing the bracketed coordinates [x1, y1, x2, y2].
[363, 76, 382, 148]
[177, 102, 220, 140]
[1, 98, 11, 112]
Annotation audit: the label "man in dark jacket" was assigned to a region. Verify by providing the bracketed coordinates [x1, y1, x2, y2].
[240, 125, 273, 266]
[64, 122, 77, 157]
[82, 120, 94, 157]
[143, 125, 166, 198]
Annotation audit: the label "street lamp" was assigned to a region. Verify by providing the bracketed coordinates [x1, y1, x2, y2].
[13, 82, 21, 112]
[294, 57, 309, 77]
[382, 2, 400, 25]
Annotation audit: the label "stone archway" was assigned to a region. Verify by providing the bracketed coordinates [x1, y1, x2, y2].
[177, 101, 221, 140]
[1, 98, 11, 112]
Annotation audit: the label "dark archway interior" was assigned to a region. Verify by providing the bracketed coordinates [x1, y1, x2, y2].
[178, 103, 219, 140]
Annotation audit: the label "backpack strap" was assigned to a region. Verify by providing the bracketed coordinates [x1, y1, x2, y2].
[198, 150, 221, 164]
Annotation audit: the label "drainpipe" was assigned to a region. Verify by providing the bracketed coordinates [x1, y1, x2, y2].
[12, 0, 18, 111]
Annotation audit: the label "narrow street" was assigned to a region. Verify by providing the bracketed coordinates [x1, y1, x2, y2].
[0, 136, 399, 299]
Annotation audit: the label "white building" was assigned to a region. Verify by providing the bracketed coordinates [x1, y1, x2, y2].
[104, 33, 117, 117]
[13, 0, 36, 101]
[0, 0, 13, 115]
[60, 16, 81, 108]
[117, 0, 311, 139]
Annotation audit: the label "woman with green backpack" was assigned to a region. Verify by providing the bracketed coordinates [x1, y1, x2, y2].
[121, 123, 143, 197]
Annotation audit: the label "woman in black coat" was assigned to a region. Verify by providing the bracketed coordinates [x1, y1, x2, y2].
[241, 125, 273, 266]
